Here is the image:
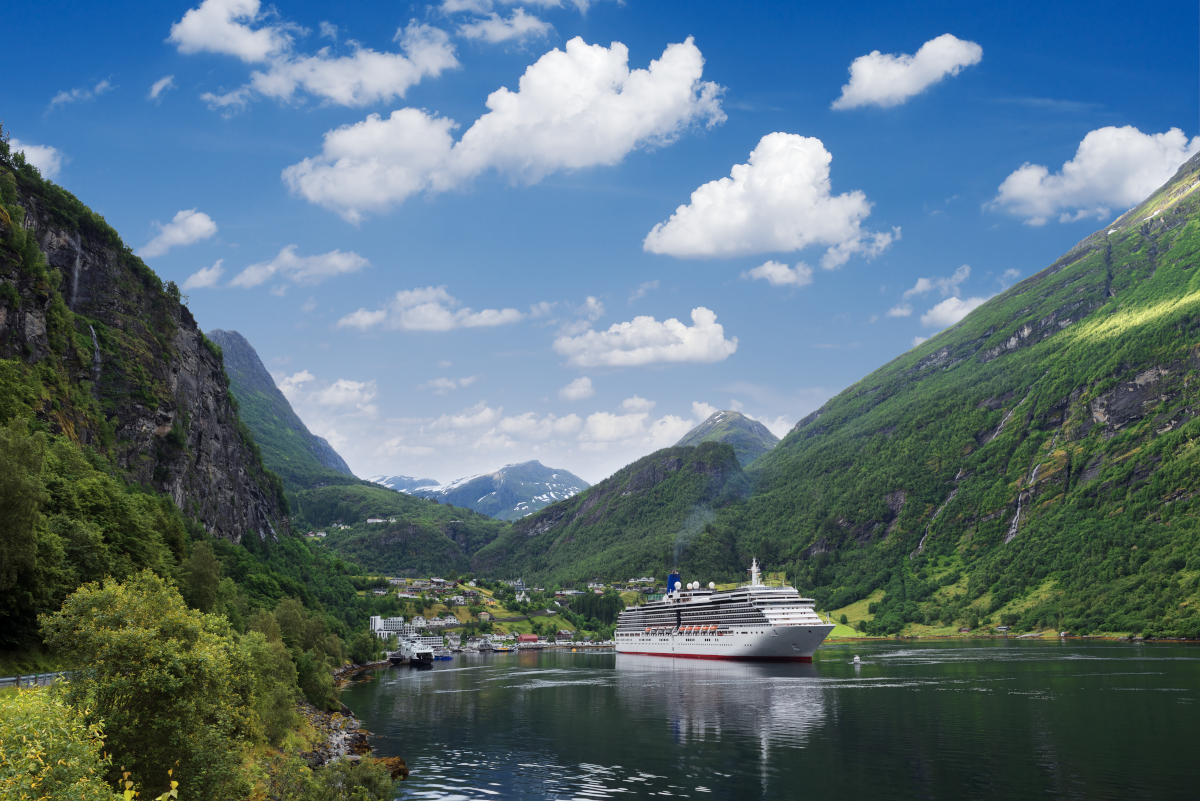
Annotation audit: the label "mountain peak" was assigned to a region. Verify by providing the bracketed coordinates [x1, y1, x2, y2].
[207, 329, 356, 487]
[676, 410, 780, 466]
[402, 460, 590, 520]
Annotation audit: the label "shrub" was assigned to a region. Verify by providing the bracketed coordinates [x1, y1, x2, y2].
[0, 688, 115, 801]
[40, 571, 254, 799]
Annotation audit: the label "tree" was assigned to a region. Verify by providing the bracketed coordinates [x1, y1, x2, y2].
[181, 540, 221, 612]
[0, 688, 116, 801]
[40, 571, 253, 799]
[348, 630, 379, 665]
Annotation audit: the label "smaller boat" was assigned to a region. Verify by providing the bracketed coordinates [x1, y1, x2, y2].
[433, 649, 453, 660]
[401, 638, 434, 667]
[492, 644, 515, 653]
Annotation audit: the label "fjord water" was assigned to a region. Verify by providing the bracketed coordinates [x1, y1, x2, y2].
[340, 641, 1198, 800]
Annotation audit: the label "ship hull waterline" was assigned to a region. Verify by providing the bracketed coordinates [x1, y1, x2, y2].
[615, 624, 835, 662]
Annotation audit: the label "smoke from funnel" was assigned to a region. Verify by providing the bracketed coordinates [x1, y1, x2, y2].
[673, 506, 715, 567]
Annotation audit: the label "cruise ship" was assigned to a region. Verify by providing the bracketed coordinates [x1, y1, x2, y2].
[615, 559, 834, 661]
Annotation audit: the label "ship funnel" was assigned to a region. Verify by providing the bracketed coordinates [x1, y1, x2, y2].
[668, 572, 681, 593]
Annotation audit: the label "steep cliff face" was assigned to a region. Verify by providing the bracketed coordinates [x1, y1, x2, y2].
[0, 156, 286, 543]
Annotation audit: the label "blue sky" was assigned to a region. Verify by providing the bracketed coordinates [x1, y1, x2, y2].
[6, 0, 1198, 484]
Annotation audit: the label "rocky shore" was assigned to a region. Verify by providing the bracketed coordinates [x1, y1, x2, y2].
[298, 665, 409, 780]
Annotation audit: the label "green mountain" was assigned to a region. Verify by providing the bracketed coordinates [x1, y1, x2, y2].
[405, 460, 590, 521]
[296, 483, 506, 576]
[207, 329, 356, 490]
[470, 153, 1200, 638]
[472, 443, 748, 578]
[675, 410, 780, 465]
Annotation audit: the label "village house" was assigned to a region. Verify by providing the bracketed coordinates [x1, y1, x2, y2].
[478, 611, 492, 621]
[557, 629, 573, 639]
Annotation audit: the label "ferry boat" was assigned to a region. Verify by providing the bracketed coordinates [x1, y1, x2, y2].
[615, 559, 834, 661]
[400, 638, 434, 666]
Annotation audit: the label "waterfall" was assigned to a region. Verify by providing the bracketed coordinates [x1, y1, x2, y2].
[70, 233, 82, 310]
[1005, 438, 1053, 544]
[912, 488, 959, 558]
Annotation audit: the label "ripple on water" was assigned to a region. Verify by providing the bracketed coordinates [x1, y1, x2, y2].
[399, 751, 714, 800]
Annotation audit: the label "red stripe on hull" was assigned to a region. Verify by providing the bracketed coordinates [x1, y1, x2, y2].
[618, 650, 812, 662]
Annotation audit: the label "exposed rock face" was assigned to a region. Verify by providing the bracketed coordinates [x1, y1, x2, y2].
[0, 187, 286, 543]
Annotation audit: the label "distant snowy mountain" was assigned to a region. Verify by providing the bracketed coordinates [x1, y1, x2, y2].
[403, 461, 589, 521]
[369, 475, 440, 492]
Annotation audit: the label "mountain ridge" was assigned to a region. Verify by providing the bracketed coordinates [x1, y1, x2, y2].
[208, 329, 356, 489]
[404, 460, 590, 521]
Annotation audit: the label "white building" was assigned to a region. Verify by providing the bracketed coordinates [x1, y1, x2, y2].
[370, 616, 417, 636]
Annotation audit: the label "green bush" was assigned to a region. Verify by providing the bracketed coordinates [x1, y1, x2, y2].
[40, 571, 254, 799]
[0, 688, 116, 801]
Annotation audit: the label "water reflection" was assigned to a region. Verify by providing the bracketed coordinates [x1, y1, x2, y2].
[613, 654, 828, 749]
[338, 642, 1200, 800]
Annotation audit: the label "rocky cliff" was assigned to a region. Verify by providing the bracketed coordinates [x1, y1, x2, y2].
[0, 150, 286, 543]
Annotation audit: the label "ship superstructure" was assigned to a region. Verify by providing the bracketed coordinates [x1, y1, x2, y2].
[615, 559, 834, 661]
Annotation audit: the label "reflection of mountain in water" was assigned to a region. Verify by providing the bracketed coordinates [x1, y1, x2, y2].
[614, 654, 828, 750]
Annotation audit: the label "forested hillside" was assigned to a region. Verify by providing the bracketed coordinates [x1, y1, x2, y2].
[209, 329, 358, 490]
[472, 442, 749, 580]
[476, 153, 1200, 638]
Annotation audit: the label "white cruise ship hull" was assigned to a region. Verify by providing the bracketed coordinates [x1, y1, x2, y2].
[615, 623, 834, 661]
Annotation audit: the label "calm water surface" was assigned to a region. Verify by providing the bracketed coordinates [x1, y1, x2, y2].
[339, 640, 1199, 800]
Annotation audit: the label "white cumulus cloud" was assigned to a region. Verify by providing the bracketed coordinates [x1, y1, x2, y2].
[275, 369, 315, 400]
[9, 139, 65, 179]
[337, 286, 525, 332]
[168, 0, 298, 62]
[991, 125, 1200, 225]
[832, 34, 982, 110]
[691, 401, 718, 421]
[553, 307, 737, 368]
[172, 1, 458, 111]
[886, 303, 912, 318]
[139, 209, 218, 258]
[744, 260, 813, 287]
[643, 133, 896, 267]
[183, 259, 225, 289]
[283, 36, 724, 222]
[229, 245, 368, 288]
[459, 9, 552, 43]
[920, 296, 987, 328]
[559, 376, 595, 401]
